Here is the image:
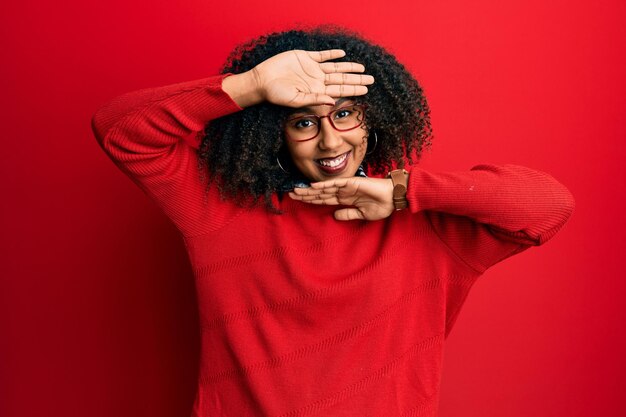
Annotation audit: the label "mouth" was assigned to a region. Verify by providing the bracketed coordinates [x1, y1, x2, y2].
[315, 151, 351, 175]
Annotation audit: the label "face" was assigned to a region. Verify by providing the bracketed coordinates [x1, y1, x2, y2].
[283, 99, 369, 182]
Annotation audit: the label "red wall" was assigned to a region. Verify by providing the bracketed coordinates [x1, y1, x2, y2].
[2, 1, 625, 416]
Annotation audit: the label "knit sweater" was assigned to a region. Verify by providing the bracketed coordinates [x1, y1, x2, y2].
[91, 75, 574, 417]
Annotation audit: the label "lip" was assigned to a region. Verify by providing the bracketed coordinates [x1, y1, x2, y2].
[315, 151, 351, 175]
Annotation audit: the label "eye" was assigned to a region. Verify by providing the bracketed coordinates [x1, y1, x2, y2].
[334, 109, 353, 119]
[292, 117, 317, 129]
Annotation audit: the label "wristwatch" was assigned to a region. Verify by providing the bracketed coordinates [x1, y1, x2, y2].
[387, 169, 408, 210]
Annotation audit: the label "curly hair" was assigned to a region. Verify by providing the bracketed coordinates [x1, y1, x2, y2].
[199, 26, 432, 209]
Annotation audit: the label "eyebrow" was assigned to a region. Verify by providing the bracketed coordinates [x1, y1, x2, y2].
[289, 98, 353, 116]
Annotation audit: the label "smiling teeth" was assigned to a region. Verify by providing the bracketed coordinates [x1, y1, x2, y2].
[318, 153, 348, 167]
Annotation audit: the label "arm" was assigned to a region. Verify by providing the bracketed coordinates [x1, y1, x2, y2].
[91, 50, 375, 235]
[289, 164, 574, 272]
[91, 75, 244, 235]
[408, 164, 575, 246]
[408, 164, 574, 272]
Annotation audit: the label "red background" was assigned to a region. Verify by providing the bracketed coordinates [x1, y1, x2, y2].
[2, 1, 625, 416]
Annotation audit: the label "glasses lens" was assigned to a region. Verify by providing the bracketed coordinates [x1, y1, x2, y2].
[285, 115, 319, 141]
[330, 105, 364, 130]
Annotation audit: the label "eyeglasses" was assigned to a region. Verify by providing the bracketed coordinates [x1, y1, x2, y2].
[284, 104, 366, 142]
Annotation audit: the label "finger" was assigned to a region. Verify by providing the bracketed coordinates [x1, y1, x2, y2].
[288, 191, 307, 201]
[289, 193, 340, 205]
[292, 184, 341, 195]
[310, 178, 349, 189]
[320, 62, 365, 73]
[308, 197, 340, 205]
[325, 85, 369, 97]
[290, 188, 319, 196]
[308, 49, 346, 62]
[289, 189, 338, 200]
[299, 193, 339, 202]
[289, 189, 332, 198]
[290, 188, 315, 196]
[293, 186, 340, 196]
[312, 186, 340, 195]
[324, 73, 375, 86]
[334, 208, 365, 221]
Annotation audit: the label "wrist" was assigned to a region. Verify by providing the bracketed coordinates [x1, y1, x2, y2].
[221, 70, 264, 108]
[387, 169, 409, 210]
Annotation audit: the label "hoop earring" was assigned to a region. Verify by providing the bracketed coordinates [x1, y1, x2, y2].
[366, 131, 378, 156]
[276, 156, 289, 174]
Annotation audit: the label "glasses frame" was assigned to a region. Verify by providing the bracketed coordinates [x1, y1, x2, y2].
[284, 103, 367, 142]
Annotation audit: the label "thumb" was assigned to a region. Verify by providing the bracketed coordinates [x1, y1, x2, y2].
[334, 208, 365, 221]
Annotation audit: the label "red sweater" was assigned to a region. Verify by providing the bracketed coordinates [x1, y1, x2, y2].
[92, 75, 574, 417]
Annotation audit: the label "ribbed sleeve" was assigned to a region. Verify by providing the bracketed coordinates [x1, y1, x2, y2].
[407, 164, 575, 272]
[91, 75, 243, 236]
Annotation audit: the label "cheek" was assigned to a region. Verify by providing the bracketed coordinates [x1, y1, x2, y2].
[286, 142, 314, 166]
[355, 131, 368, 159]
[359, 136, 367, 153]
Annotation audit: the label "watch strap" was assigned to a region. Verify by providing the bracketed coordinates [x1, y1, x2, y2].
[387, 169, 408, 210]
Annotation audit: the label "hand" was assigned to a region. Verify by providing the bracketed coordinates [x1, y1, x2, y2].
[288, 177, 395, 221]
[252, 49, 375, 107]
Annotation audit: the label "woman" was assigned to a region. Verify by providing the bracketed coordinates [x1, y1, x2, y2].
[92, 27, 574, 417]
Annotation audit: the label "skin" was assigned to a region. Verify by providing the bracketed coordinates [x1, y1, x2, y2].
[222, 49, 403, 221]
[283, 99, 368, 183]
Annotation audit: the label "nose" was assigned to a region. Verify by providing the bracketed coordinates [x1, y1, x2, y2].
[317, 117, 343, 151]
